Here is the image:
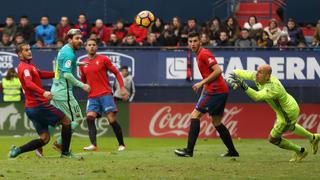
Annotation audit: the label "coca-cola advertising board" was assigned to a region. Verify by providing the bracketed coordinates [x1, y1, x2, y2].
[129, 103, 320, 138]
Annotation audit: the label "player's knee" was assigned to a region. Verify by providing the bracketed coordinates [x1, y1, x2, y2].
[269, 136, 282, 145]
[86, 115, 95, 122]
[40, 133, 50, 144]
[211, 115, 222, 127]
[61, 116, 71, 126]
[191, 109, 202, 119]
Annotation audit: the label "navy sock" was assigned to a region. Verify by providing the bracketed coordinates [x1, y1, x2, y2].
[19, 139, 45, 153]
[187, 119, 200, 153]
[215, 124, 237, 153]
[110, 121, 125, 146]
[86, 116, 97, 146]
[61, 124, 72, 154]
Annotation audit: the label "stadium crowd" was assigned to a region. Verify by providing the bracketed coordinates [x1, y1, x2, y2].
[0, 14, 319, 49]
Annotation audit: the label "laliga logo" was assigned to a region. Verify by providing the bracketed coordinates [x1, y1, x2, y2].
[149, 106, 241, 137]
[77, 52, 135, 79]
[0, 52, 19, 78]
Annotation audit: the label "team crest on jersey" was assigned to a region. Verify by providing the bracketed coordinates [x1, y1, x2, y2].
[24, 69, 30, 77]
[65, 60, 72, 68]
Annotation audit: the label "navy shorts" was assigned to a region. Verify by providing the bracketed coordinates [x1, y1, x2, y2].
[86, 95, 118, 115]
[195, 92, 228, 116]
[25, 103, 65, 135]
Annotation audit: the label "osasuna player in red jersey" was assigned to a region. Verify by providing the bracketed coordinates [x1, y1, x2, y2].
[9, 43, 73, 158]
[175, 32, 239, 157]
[80, 38, 129, 151]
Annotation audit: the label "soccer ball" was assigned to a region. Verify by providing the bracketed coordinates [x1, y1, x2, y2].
[135, 10, 155, 28]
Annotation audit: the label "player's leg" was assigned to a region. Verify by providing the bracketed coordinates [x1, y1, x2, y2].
[208, 93, 239, 157]
[83, 97, 100, 151]
[174, 109, 203, 157]
[269, 121, 307, 162]
[10, 107, 50, 158]
[52, 99, 83, 148]
[59, 115, 72, 156]
[106, 112, 125, 150]
[101, 95, 125, 151]
[212, 115, 239, 157]
[83, 111, 98, 151]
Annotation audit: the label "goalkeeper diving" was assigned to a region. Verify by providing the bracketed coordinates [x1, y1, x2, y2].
[228, 64, 320, 162]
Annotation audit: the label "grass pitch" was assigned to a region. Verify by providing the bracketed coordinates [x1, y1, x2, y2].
[0, 137, 320, 179]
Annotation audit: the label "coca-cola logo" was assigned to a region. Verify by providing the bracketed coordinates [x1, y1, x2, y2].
[149, 106, 242, 137]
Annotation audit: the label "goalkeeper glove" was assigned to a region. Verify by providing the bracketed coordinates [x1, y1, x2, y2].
[229, 73, 249, 90]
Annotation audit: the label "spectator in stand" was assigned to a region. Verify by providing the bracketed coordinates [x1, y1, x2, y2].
[143, 33, 159, 46]
[257, 31, 273, 48]
[113, 20, 127, 42]
[312, 19, 320, 47]
[108, 33, 120, 46]
[91, 19, 112, 46]
[0, 34, 14, 48]
[243, 15, 263, 40]
[35, 16, 56, 46]
[32, 38, 45, 48]
[128, 21, 148, 45]
[171, 16, 183, 45]
[264, 19, 281, 46]
[283, 18, 306, 46]
[56, 16, 71, 41]
[216, 31, 232, 47]
[13, 33, 25, 46]
[209, 17, 221, 45]
[3, 16, 17, 41]
[180, 18, 201, 45]
[158, 29, 178, 46]
[88, 33, 105, 47]
[151, 18, 164, 39]
[277, 31, 290, 50]
[222, 16, 240, 45]
[122, 35, 138, 46]
[2, 68, 21, 102]
[55, 39, 65, 49]
[235, 28, 257, 47]
[16, 15, 34, 44]
[74, 13, 90, 40]
[200, 33, 211, 46]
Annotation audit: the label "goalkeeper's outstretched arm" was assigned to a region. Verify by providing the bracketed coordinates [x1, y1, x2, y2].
[233, 69, 256, 82]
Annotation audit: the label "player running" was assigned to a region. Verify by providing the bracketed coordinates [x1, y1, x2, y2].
[9, 43, 73, 158]
[174, 32, 239, 157]
[228, 64, 320, 162]
[50, 29, 91, 151]
[80, 38, 129, 151]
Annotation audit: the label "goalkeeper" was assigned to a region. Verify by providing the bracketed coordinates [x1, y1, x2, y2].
[228, 64, 319, 162]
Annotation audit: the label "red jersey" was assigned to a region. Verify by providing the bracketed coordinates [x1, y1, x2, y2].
[17, 60, 54, 108]
[80, 54, 124, 98]
[196, 48, 229, 94]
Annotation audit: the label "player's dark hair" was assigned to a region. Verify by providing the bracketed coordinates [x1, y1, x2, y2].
[15, 43, 28, 54]
[188, 32, 200, 39]
[85, 38, 97, 46]
[120, 65, 128, 70]
[20, 15, 28, 19]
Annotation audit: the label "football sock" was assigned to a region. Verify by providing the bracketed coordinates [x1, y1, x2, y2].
[187, 119, 200, 153]
[57, 121, 79, 145]
[86, 116, 97, 146]
[215, 124, 237, 153]
[19, 139, 45, 153]
[110, 121, 125, 146]
[292, 124, 313, 141]
[61, 124, 72, 154]
[278, 138, 301, 153]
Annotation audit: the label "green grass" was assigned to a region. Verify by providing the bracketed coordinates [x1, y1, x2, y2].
[0, 137, 320, 179]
